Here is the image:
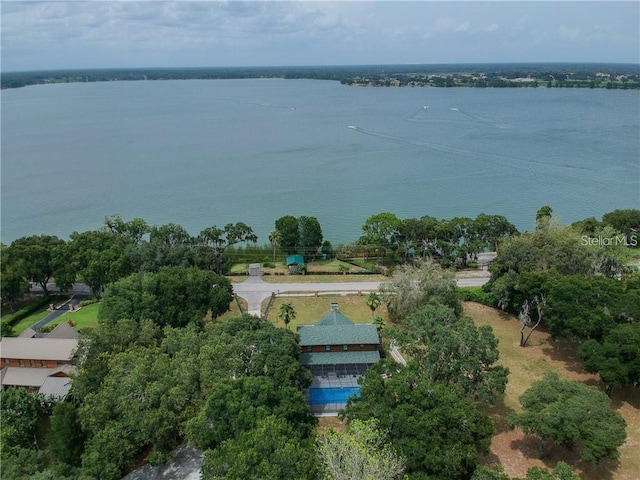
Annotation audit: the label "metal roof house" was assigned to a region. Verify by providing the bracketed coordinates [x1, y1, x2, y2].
[297, 303, 380, 414]
[0, 322, 79, 400]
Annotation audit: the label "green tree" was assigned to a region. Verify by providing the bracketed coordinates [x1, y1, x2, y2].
[141, 222, 195, 271]
[490, 224, 593, 280]
[186, 376, 314, 453]
[198, 222, 258, 274]
[513, 272, 627, 341]
[579, 323, 640, 395]
[0, 447, 50, 480]
[397, 216, 440, 257]
[103, 214, 150, 244]
[380, 258, 460, 320]
[472, 462, 580, 480]
[278, 301, 296, 329]
[7, 235, 66, 294]
[318, 418, 405, 480]
[508, 373, 627, 464]
[535, 205, 553, 225]
[298, 216, 323, 258]
[98, 266, 233, 328]
[602, 208, 640, 247]
[47, 401, 85, 471]
[344, 361, 494, 479]
[80, 421, 137, 480]
[201, 415, 319, 480]
[0, 387, 46, 450]
[366, 292, 381, 318]
[474, 213, 519, 251]
[0, 244, 29, 311]
[71, 318, 162, 402]
[397, 305, 509, 403]
[521, 462, 580, 480]
[321, 240, 334, 258]
[360, 212, 401, 246]
[68, 229, 132, 296]
[274, 215, 300, 253]
[102, 214, 150, 273]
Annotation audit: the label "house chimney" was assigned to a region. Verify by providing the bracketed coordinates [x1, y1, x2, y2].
[330, 302, 339, 312]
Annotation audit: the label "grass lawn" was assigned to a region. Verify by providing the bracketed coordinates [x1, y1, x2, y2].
[465, 302, 639, 480]
[10, 309, 53, 335]
[262, 294, 388, 330]
[229, 258, 373, 276]
[227, 274, 386, 284]
[44, 303, 101, 332]
[3, 295, 70, 336]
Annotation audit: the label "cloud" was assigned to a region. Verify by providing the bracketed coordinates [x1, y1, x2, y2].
[558, 25, 580, 41]
[1, 1, 638, 70]
[485, 23, 499, 33]
[433, 16, 472, 34]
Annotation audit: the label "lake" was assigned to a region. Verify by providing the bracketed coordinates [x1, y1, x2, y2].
[1, 79, 638, 245]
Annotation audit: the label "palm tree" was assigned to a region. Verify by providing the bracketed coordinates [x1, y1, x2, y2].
[366, 292, 381, 319]
[373, 315, 386, 336]
[278, 301, 296, 330]
[268, 230, 282, 262]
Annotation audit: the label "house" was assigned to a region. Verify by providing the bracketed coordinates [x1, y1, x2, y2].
[297, 303, 380, 414]
[0, 322, 79, 400]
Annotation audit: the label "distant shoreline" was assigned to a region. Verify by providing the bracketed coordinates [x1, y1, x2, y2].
[2, 62, 639, 90]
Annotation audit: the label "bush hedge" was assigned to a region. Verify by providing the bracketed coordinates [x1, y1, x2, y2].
[457, 287, 499, 308]
[2, 295, 55, 327]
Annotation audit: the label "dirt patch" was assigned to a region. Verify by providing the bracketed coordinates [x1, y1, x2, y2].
[317, 416, 347, 435]
[465, 302, 639, 480]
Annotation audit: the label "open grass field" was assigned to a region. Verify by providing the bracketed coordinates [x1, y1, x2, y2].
[262, 294, 388, 330]
[465, 302, 639, 480]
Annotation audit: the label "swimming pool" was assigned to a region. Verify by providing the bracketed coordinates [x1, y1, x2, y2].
[307, 386, 360, 405]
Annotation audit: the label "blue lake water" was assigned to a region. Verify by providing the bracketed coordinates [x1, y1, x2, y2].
[1, 79, 638, 245]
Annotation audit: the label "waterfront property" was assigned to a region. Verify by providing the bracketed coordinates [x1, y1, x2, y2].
[298, 303, 380, 414]
[0, 322, 79, 399]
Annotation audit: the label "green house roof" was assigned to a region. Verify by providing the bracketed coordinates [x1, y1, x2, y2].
[297, 324, 379, 347]
[315, 310, 354, 326]
[300, 351, 381, 366]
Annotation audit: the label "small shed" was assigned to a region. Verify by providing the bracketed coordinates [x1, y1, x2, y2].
[286, 254, 305, 274]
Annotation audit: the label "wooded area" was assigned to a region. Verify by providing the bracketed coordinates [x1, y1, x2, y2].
[1, 207, 638, 479]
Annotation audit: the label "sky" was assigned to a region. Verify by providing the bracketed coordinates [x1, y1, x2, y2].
[1, 1, 639, 72]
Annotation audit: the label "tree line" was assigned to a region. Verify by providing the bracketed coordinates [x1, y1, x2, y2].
[3, 63, 638, 90]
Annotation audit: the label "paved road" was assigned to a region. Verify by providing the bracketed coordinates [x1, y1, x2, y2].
[233, 274, 490, 316]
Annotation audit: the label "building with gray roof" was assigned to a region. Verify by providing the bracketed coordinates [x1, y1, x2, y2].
[1, 324, 79, 400]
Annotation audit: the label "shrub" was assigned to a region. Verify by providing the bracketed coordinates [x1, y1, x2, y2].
[79, 298, 100, 307]
[2, 295, 56, 328]
[458, 288, 499, 308]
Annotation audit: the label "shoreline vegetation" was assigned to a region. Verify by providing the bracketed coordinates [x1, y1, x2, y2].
[2, 62, 640, 90]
